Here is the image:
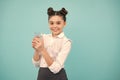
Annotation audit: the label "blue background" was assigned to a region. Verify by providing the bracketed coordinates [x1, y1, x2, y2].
[0, 0, 120, 80]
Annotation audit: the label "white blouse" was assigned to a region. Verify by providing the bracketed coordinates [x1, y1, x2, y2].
[32, 32, 71, 74]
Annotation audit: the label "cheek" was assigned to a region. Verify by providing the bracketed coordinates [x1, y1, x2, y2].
[49, 27, 52, 30]
[49, 25, 52, 28]
[49, 26, 54, 31]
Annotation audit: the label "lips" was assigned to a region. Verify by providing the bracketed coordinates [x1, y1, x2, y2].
[51, 28, 59, 32]
[53, 29, 58, 32]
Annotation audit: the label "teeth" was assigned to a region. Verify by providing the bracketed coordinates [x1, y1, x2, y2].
[51, 28, 58, 32]
[53, 30, 57, 32]
[53, 29, 57, 31]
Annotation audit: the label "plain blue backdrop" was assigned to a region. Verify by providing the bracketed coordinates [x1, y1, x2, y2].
[0, 0, 120, 80]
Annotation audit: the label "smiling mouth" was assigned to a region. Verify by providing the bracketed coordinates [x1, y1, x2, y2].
[53, 30, 58, 32]
[52, 28, 59, 32]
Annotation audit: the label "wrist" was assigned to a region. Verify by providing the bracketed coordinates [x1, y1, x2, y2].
[35, 49, 39, 53]
[33, 53, 40, 61]
[40, 48, 46, 54]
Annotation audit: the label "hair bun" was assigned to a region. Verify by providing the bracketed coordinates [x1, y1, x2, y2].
[47, 7, 54, 16]
[60, 8, 68, 16]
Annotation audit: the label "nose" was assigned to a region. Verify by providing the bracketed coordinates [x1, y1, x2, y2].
[53, 24, 57, 28]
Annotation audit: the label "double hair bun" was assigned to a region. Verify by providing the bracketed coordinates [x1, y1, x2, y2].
[47, 7, 68, 16]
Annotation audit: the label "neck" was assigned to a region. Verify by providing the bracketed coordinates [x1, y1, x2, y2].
[52, 31, 62, 37]
[52, 33, 57, 37]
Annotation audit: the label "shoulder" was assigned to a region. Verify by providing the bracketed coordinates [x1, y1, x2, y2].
[63, 35, 72, 44]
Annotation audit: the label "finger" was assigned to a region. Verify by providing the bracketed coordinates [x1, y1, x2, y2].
[32, 38, 40, 44]
[34, 38, 41, 43]
[32, 37, 39, 41]
[32, 38, 37, 43]
[36, 42, 42, 47]
[32, 43, 36, 48]
[34, 45, 39, 50]
[32, 41, 37, 47]
[32, 44, 36, 49]
[32, 42, 36, 46]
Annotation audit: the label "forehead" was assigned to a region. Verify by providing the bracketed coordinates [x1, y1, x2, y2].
[49, 15, 63, 22]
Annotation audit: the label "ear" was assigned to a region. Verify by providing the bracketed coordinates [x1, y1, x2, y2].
[64, 22, 66, 27]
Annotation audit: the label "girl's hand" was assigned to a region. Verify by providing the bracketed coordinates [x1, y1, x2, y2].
[32, 36, 44, 52]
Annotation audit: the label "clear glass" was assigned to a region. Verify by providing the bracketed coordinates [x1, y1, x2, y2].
[34, 32, 42, 38]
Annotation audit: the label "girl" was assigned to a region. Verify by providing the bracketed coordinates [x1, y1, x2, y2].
[32, 7, 71, 80]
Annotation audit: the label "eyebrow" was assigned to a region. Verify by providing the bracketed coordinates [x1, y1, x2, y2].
[49, 21, 62, 22]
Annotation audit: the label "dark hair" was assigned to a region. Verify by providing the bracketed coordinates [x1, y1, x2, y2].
[47, 7, 68, 21]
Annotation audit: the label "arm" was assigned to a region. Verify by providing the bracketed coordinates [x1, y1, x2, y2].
[32, 51, 41, 67]
[32, 35, 54, 66]
[41, 49, 54, 66]
[32, 35, 71, 73]
[32, 36, 42, 67]
[33, 51, 40, 61]
[41, 40, 71, 74]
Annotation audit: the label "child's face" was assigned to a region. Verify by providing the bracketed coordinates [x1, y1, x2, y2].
[48, 15, 66, 37]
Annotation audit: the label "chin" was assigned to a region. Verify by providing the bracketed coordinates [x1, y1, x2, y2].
[52, 32, 60, 35]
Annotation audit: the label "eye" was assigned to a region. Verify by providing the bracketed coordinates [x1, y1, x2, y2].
[49, 22, 54, 25]
[56, 21, 61, 25]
